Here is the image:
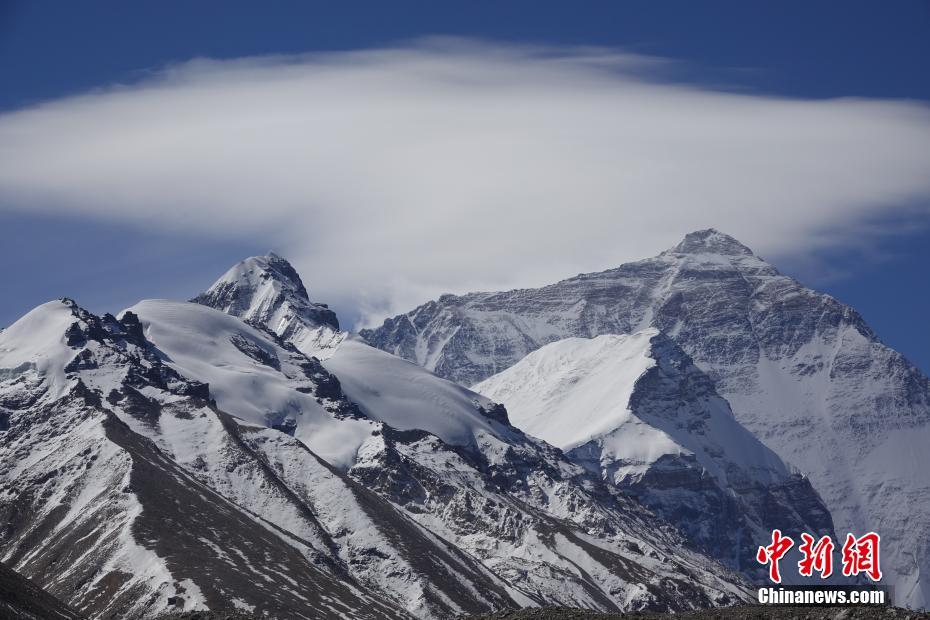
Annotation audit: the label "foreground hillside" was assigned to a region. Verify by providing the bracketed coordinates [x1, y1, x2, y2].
[149, 606, 930, 620]
[0, 561, 84, 620]
[463, 607, 930, 619]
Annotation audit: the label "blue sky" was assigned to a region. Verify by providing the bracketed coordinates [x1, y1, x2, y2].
[1, 1, 929, 373]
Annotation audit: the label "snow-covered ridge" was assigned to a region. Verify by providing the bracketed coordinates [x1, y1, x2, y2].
[476, 331, 660, 454]
[130, 300, 512, 462]
[476, 329, 792, 485]
[0, 299, 83, 401]
[185, 253, 519, 451]
[126, 299, 374, 469]
[322, 336, 505, 449]
[475, 329, 835, 582]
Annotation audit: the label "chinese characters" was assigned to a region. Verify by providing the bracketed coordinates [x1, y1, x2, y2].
[756, 530, 881, 583]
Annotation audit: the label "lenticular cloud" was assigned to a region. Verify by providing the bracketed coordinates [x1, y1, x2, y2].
[1, 38, 930, 324]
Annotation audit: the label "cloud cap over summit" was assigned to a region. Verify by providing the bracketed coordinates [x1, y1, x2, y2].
[1, 40, 930, 326]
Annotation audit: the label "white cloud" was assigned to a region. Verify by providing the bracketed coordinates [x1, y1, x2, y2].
[2, 39, 930, 327]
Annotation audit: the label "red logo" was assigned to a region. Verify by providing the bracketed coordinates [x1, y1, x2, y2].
[757, 530, 882, 583]
[756, 529, 794, 583]
[841, 532, 882, 582]
[798, 533, 834, 578]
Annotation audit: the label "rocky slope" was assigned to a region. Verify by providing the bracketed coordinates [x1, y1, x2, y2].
[363, 229, 930, 609]
[0, 560, 85, 620]
[474, 330, 834, 583]
[462, 606, 928, 620]
[153, 606, 930, 620]
[155, 608, 930, 620]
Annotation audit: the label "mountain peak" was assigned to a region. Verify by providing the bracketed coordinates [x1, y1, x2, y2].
[666, 229, 756, 257]
[192, 253, 343, 356]
[253, 252, 311, 301]
[194, 253, 312, 310]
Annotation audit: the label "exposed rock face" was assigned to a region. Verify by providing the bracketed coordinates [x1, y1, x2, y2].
[475, 330, 835, 583]
[363, 229, 930, 609]
[344, 422, 747, 613]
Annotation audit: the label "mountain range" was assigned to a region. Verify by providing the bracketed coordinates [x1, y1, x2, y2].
[363, 229, 930, 609]
[1, 229, 924, 617]
[1, 247, 751, 619]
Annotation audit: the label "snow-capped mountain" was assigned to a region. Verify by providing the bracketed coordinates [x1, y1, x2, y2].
[363, 229, 930, 609]
[187, 254, 750, 613]
[0, 255, 751, 619]
[0, 300, 406, 619]
[192, 252, 345, 358]
[474, 330, 834, 582]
